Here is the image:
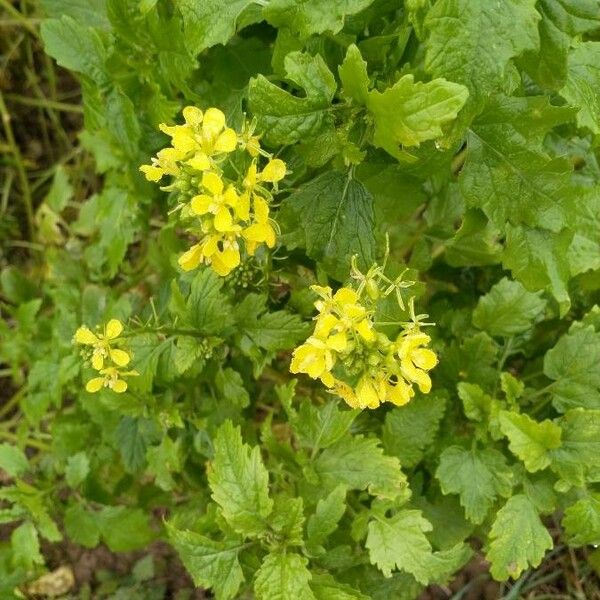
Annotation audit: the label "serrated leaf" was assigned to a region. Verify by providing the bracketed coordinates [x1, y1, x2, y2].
[187, 268, 234, 335]
[310, 573, 368, 600]
[0, 444, 28, 478]
[166, 524, 245, 600]
[473, 278, 547, 337]
[264, 0, 375, 38]
[503, 224, 572, 314]
[550, 408, 600, 485]
[522, 0, 600, 89]
[179, 0, 253, 54]
[11, 521, 43, 569]
[280, 170, 376, 281]
[64, 505, 100, 548]
[208, 421, 273, 537]
[307, 484, 347, 548]
[97, 506, 155, 552]
[487, 495, 552, 581]
[382, 391, 446, 467]
[562, 495, 600, 546]
[254, 551, 315, 600]
[146, 436, 182, 491]
[248, 52, 336, 146]
[271, 496, 305, 546]
[561, 42, 600, 133]
[215, 368, 250, 408]
[461, 96, 576, 233]
[544, 326, 600, 411]
[339, 44, 369, 104]
[314, 435, 406, 498]
[498, 411, 561, 472]
[366, 75, 468, 154]
[425, 0, 540, 126]
[65, 452, 90, 487]
[436, 446, 513, 524]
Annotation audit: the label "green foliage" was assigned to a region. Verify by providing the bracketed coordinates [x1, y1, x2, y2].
[2, 0, 600, 596]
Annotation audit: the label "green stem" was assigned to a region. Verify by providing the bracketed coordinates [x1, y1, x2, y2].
[0, 387, 25, 419]
[0, 431, 51, 452]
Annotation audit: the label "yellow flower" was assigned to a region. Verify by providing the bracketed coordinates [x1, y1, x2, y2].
[85, 366, 138, 394]
[139, 148, 183, 182]
[178, 230, 241, 276]
[396, 331, 438, 393]
[386, 376, 415, 407]
[290, 335, 342, 387]
[243, 160, 287, 189]
[190, 171, 241, 231]
[242, 196, 276, 255]
[74, 319, 130, 371]
[332, 373, 386, 410]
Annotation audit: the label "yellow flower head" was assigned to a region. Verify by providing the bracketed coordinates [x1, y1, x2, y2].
[74, 319, 130, 371]
[396, 331, 438, 393]
[191, 171, 241, 231]
[85, 366, 139, 394]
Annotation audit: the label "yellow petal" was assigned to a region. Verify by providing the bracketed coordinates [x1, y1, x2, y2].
[91, 352, 104, 371]
[334, 287, 359, 306]
[236, 192, 250, 221]
[246, 137, 261, 157]
[111, 379, 128, 393]
[202, 108, 226, 137]
[202, 171, 223, 195]
[191, 194, 212, 215]
[214, 206, 234, 232]
[214, 128, 237, 153]
[139, 164, 164, 182]
[387, 379, 412, 406]
[355, 319, 376, 342]
[182, 106, 203, 128]
[178, 244, 204, 271]
[327, 332, 347, 352]
[244, 163, 257, 188]
[253, 196, 270, 223]
[105, 319, 123, 339]
[170, 127, 197, 153]
[110, 349, 131, 367]
[187, 153, 211, 172]
[74, 326, 98, 345]
[412, 348, 438, 371]
[223, 186, 239, 207]
[320, 371, 335, 387]
[202, 235, 219, 258]
[401, 361, 432, 393]
[211, 246, 240, 276]
[261, 158, 286, 182]
[356, 377, 380, 409]
[314, 314, 339, 338]
[333, 381, 359, 408]
[86, 377, 105, 393]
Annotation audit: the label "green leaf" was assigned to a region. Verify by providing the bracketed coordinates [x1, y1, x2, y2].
[179, 0, 254, 54]
[473, 278, 547, 337]
[544, 326, 600, 411]
[366, 510, 470, 584]
[271, 496, 305, 546]
[366, 75, 468, 154]
[166, 524, 245, 600]
[461, 96, 576, 233]
[264, 0, 375, 38]
[146, 436, 182, 491]
[550, 408, 600, 485]
[208, 421, 273, 537]
[314, 435, 406, 498]
[41, 16, 107, 84]
[0, 444, 28, 478]
[306, 484, 347, 549]
[487, 495, 552, 581]
[339, 44, 369, 104]
[382, 391, 446, 467]
[114, 416, 159, 473]
[97, 506, 155, 552]
[254, 551, 316, 600]
[562, 495, 600, 546]
[498, 411, 561, 472]
[187, 269, 234, 335]
[522, 0, 600, 89]
[503, 224, 572, 314]
[64, 505, 101, 548]
[310, 573, 368, 600]
[40, 0, 110, 28]
[45, 166, 74, 213]
[436, 446, 513, 524]
[11, 521, 43, 569]
[561, 42, 600, 133]
[215, 368, 250, 409]
[288, 399, 358, 451]
[424, 0, 540, 126]
[280, 170, 376, 281]
[65, 452, 90, 487]
[248, 52, 336, 146]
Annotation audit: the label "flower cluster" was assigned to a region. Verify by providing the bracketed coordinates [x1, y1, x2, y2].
[140, 107, 286, 276]
[290, 263, 438, 409]
[74, 319, 137, 393]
